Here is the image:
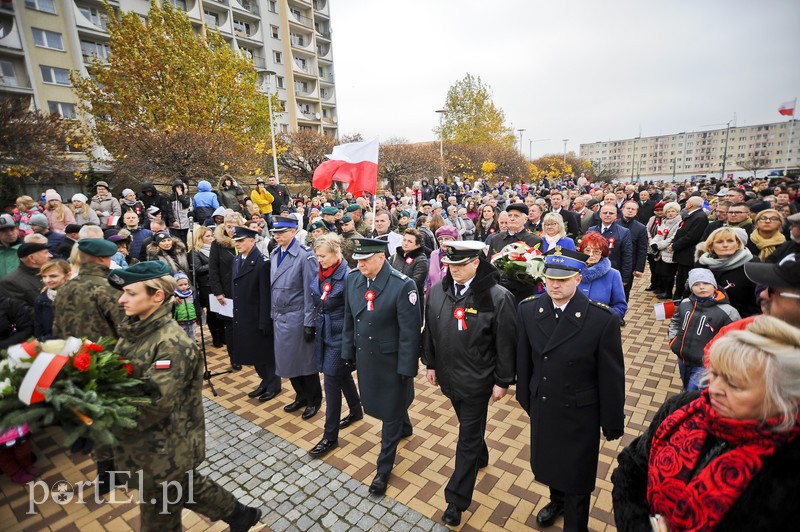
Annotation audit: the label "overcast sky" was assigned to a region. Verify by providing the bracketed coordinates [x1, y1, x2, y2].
[328, 0, 800, 158]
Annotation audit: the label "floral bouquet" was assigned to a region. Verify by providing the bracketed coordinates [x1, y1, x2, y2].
[0, 337, 147, 446]
[490, 241, 545, 303]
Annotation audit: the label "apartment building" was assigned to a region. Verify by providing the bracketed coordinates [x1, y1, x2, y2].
[0, 0, 338, 135]
[580, 120, 798, 181]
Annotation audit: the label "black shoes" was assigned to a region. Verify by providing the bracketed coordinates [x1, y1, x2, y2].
[258, 390, 279, 402]
[308, 438, 338, 458]
[231, 363, 242, 371]
[368, 472, 390, 496]
[536, 501, 565, 527]
[284, 400, 306, 413]
[645, 285, 656, 291]
[96, 459, 115, 496]
[248, 385, 268, 398]
[402, 427, 413, 438]
[656, 292, 673, 300]
[620, 318, 626, 327]
[339, 412, 363, 429]
[301, 405, 319, 420]
[224, 501, 262, 532]
[442, 503, 462, 526]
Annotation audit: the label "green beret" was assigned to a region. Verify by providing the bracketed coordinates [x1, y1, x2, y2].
[108, 261, 171, 289]
[308, 219, 329, 232]
[346, 204, 361, 213]
[341, 213, 353, 223]
[77, 238, 118, 257]
[399, 210, 410, 218]
[321, 206, 338, 216]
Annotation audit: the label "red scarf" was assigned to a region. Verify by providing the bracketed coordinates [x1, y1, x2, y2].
[647, 391, 800, 531]
[318, 260, 342, 281]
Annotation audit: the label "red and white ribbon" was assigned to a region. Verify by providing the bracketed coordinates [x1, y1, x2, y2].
[405, 257, 413, 265]
[608, 237, 616, 249]
[321, 282, 332, 301]
[18, 353, 69, 405]
[365, 290, 376, 311]
[454, 308, 468, 331]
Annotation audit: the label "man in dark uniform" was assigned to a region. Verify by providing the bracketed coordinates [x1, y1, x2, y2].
[341, 238, 420, 497]
[423, 241, 517, 526]
[230, 226, 280, 402]
[617, 200, 649, 304]
[516, 248, 625, 531]
[485, 204, 543, 258]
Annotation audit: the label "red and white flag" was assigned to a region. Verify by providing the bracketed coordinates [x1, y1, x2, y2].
[312, 138, 379, 196]
[654, 300, 679, 321]
[778, 99, 796, 117]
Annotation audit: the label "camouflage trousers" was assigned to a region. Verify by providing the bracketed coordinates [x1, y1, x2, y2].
[139, 469, 237, 531]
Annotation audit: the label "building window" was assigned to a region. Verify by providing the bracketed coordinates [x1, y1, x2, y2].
[0, 60, 18, 86]
[25, 0, 56, 14]
[273, 51, 282, 64]
[276, 76, 285, 89]
[233, 19, 251, 35]
[271, 25, 279, 39]
[280, 124, 289, 133]
[79, 6, 107, 30]
[81, 40, 110, 62]
[204, 10, 219, 27]
[32, 28, 65, 50]
[40, 65, 71, 86]
[170, 0, 187, 10]
[268, 1, 277, 13]
[48, 101, 77, 119]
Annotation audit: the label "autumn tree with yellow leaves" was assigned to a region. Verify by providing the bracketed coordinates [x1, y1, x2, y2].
[72, 1, 278, 186]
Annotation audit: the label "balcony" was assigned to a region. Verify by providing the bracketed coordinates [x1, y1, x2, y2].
[231, 0, 259, 17]
[313, 0, 327, 12]
[0, 15, 23, 53]
[316, 43, 331, 60]
[294, 81, 317, 98]
[320, 88, 334, 101]
[289, 10, 313, 28]
[318, 70, 334, 83]
[293, 57, 315, 77]
[315, 25, 331, 40]
[290, 32, 314, 52]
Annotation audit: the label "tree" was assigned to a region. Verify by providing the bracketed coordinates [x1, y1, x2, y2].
[277, 130, 335, 188]
[736, 155, 771, 179]
[71, 1, 277, 186]
[435, 74, 515, 149]
[379, 139, 438, 192]
[445, 142, 527, 185]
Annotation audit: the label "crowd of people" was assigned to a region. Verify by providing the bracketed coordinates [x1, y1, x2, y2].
[1, 171, 799, 531]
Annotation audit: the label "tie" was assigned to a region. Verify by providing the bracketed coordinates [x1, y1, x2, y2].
[455, 283, 465, 297]
[602, 226, 609, 236]
[554, 308, 562, 321]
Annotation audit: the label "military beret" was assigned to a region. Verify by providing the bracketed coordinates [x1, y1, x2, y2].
[77, 238, 118, 257]
[308, 219, 329, 233]
[399, 210, 410, 218]
[17, 242, 49, 258]
[346, 204, 361, 213]
[321, 206, 338, 216]
[108, 261, 172, 289]
[341, 213, 353, 223]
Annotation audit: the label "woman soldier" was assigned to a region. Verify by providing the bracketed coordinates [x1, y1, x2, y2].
[107, 261, 261, 531]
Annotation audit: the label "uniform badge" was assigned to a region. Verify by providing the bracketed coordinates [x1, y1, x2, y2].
[466, 308, 477, 315]
[453, 308, 467, 330]
[408, 291, 418, 306]
[365, 289, 376, 311]
[575, 312, 581, 317]
[321, 282, 332, 301]
[155, 360, 171, 370]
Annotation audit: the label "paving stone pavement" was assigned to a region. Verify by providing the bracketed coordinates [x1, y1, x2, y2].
[0, 273, 683, 530]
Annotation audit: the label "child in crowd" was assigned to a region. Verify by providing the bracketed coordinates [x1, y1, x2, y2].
[667, 268, 741, 391]
[173, 272, 200, 340]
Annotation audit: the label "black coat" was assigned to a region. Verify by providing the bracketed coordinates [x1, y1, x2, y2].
[485, 229, 543, 258]
[33, 291, 55, 340]
[0, 294, 34, 348]
[231, 245, 274, 366]
[635, 199, 655, 225]
[612, 392, 800, 532]
[588, 222, 634, 282]
[671, 208, 709, 266]
[389, 246, 428, 299]
[552, 208, 581, 238]
[208, 227, 236, 301]
[516, 291, 625, 493]
[341, 261, 420, 421]
[618, 217, 649, 276]
[188, 249, 212, 305]
[423, 260, 516, 400]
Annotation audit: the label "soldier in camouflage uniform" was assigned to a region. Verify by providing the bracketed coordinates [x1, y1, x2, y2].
[339, 213, 363, 269]
[108, 261, 261, 531]
[52, 238, 125, 492]
[347, 203, 370, 236]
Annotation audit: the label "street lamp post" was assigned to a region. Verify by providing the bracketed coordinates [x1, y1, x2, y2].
[630, 136, 640, 181]
[517, 128, 526, 156]
[528, 138, 551, 161]
[436, 109, 446, 179]
[672, 158, 677, 181]
[264, 70, 280, 182]
[562, 138, 569, 164]
[720, 121, 731, 181]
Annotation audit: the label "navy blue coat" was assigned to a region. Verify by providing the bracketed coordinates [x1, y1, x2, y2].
[310, 260, 350, 376]
[618, 217, 648, 278]
[231, 245, 274, 366]
[588, 222, 633, 282]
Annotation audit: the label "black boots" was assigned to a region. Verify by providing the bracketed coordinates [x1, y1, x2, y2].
[224, 501, 263, 532]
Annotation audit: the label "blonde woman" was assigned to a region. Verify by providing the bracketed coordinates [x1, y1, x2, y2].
[12, 195, 42, 236]
[34, 259, 71, 339]
[697, 227, 759, 316]
[43, 190, 75, 232]
[71, 193, 101, 225]
[541, 212, 576, 251]
[748, 209, 786, 262]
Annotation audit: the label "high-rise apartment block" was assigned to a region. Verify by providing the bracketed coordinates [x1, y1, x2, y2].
[580, 120, 798, 181]
[1, 0, 338, 135]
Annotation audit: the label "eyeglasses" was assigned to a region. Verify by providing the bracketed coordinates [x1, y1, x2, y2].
[758, 217, 781, 223]
[727, 211, 748, 216]
[767, 287, 800, 300]
[582, 248, 603, 255]
[543, 223, 559, 227]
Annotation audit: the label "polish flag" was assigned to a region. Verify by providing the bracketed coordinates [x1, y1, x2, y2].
[778, 100, 796, 117]
[653, 300, 677, 321]
[312, 138, 379, 196]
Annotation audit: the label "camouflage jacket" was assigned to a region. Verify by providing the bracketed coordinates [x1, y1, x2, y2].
[52, 263, 125, 340]
[114, 304, 205, 488]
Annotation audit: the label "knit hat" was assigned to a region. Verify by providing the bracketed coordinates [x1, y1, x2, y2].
[688, 268, 717, 289]
[44, 190, 61, 202]
[71, 193, 88, 203]
[29, 213, 49, 228]
[122, 188, 135, 198]
[173, 272, 189, 283]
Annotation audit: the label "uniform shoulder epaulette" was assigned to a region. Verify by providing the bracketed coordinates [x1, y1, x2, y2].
[390, 270, 409, 280]
[589, 299, 613, 313]
[299, 243, 312, 252]
[520, 294, 541, 304]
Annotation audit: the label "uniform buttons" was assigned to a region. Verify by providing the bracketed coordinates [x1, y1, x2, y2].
[544, 356, 549, 361]
[543, 377, 547, 381]
[542, 396, 547, 401]
[368, 336, 372, 340]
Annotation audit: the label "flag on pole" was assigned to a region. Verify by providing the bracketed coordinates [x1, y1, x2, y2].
[312, 138, 379, 196]
[778, 99, 796, 117]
